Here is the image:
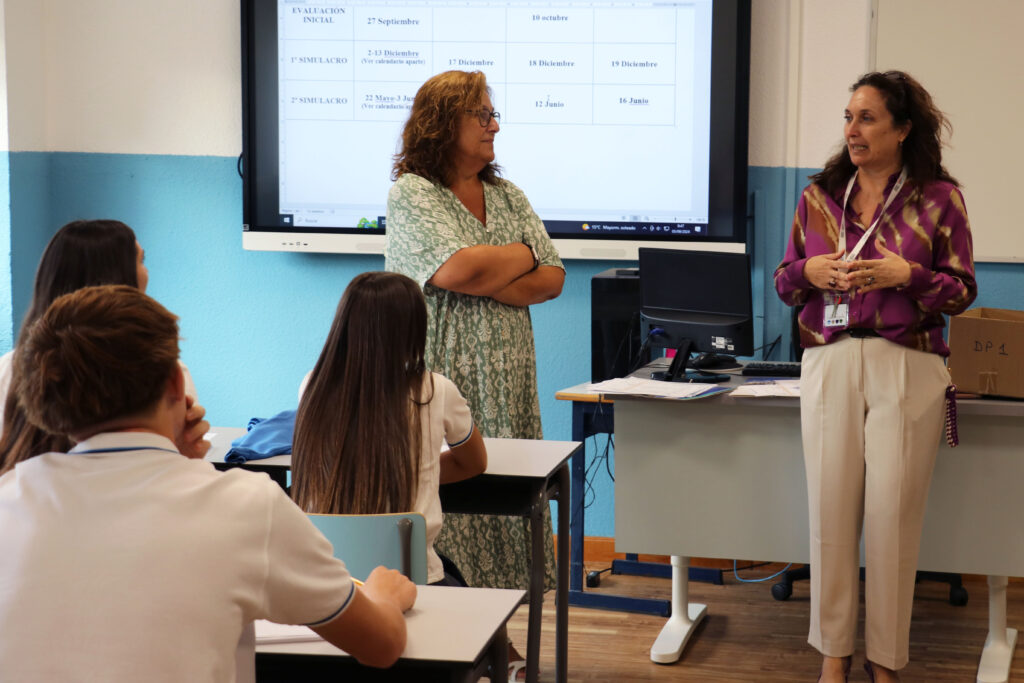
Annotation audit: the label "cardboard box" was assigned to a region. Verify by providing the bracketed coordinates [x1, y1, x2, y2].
[948, 308, 1024, 398]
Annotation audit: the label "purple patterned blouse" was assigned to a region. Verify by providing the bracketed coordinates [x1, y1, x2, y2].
[775, 173, 977, 356]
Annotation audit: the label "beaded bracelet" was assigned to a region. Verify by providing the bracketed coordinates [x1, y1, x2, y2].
[944, 384, 959, 448]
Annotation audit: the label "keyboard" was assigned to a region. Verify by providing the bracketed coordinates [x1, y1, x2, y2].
[741, 361, 802, 377]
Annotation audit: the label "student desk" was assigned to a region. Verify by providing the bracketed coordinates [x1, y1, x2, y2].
[255, 585, 524, 682]
[575, 378, 1021, 683]
[206, 431, 576, 683]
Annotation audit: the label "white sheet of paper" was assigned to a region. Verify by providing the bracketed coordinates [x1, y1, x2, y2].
[254, 620, 321, 644]
[730, 380, 800, 398]
[587, 377, 718, 399]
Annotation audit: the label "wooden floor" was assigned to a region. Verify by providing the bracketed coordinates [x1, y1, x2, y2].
[503, 564, 1024, 682]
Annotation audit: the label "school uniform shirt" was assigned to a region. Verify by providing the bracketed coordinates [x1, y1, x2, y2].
[775, 174, 976, 355]
[0, 431, 355, 683]
[0, 352, 199, 433]
[415, 372, 474, 583]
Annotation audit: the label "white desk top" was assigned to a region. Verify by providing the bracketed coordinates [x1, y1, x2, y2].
[557, 377, 1024, 417]
[256, 585, 524, 663]
[205, 430, 578, 480]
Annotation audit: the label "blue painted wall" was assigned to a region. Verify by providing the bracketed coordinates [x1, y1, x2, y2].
[5, 152, 1022, 536]
[8, 152, 53, 345]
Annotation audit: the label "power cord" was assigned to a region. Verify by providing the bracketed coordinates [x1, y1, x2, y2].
[605, 433, 614, 482]
[750, 334, 782, 360]
[628, 325, 664, 374]
[609, 310, 642, 376]
[570, 401, 615, 529]
[570, 402, 618, 585]
[732, 560, 793, 583]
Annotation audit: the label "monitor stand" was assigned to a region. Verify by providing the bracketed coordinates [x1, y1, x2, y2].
[649, 339, 730, 384]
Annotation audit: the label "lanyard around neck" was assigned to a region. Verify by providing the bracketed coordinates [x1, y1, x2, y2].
[838, 167, 907, 262]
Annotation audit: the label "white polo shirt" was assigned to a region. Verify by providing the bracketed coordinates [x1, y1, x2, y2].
[0, 431, 354, 683]
[415, 373, 474, 582]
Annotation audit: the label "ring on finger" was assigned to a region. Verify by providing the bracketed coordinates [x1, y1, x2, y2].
[868, 276, 875, 285]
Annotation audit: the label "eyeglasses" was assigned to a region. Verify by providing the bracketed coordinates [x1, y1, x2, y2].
[467, 108, 500, 127]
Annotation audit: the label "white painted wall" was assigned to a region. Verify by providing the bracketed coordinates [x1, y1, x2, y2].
[5, 0, 240, 155]
[748, 0, 872, 169]
[795, 0, 872, 168]
[747, 0, 791, 167]
[876, 0, 1023, 261]
[4, 0, 871, 166]
[3, 0, 45, 151]
[0, 0, 8, 153]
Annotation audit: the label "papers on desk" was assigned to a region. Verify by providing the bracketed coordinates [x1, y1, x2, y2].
[254, 620, 322, 644]
[729, 379, 801, 398]
[587, 377, 728, 400]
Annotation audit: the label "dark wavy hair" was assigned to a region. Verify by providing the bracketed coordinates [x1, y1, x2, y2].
[0, 220, 140, 474]
[292, 272, 432, 515]
[20, 220, 139, 342]
[391, 70, 501, 187]
[812, 70, 958, 195]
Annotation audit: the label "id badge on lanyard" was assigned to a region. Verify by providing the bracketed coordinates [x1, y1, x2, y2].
[823, 291, 848, 328]
[823, 168, 907, 329]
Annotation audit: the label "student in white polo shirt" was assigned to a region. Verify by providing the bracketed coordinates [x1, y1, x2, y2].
[0, 284, 416, 683]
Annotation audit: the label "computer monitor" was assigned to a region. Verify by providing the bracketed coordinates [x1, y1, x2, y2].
[638, 247, 753, 382]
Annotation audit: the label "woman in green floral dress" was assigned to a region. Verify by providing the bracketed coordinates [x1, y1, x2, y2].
[384, 70, 564, 596]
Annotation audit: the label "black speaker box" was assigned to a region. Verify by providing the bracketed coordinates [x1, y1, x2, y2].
[591, 268, 646, 382]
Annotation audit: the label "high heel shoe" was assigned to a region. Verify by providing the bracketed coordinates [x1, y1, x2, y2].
[817, 655, 852, 682]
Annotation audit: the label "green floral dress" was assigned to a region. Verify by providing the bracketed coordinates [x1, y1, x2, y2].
[385, 172, 563, 590]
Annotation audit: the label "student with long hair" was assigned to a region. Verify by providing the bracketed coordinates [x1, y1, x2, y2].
[0, 219, 205, 473]
[292, 271, 487, 586]
[0, 285, 414, 680]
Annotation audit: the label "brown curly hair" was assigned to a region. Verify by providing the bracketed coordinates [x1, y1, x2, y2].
[391, 70, 501, 186]
[812, 70, 958, 196]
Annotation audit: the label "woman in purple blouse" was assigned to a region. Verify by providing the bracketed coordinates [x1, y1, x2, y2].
[775, 71, 976, 683]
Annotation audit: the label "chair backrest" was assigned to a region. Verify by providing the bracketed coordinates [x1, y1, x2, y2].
[307, 512, 428, 585]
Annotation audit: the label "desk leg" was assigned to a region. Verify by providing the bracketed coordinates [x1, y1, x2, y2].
[567, 401, 672, 616]
[650, 556, 707, 664]
[525, 491, 545, 683]
[570, 405, 587, 594]
[976, 575, 1018, 683]
[485, 623, 510, 683]
[556, 465, 570, 683]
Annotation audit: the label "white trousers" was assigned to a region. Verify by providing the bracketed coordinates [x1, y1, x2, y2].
[800, 335, 949, 670]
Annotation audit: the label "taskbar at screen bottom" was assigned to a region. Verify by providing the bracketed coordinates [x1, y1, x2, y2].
[544, 219, 709, 239]
[266, 215, 716, 240]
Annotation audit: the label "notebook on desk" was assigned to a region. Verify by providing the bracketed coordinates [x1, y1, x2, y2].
[254, 620, 321, 644]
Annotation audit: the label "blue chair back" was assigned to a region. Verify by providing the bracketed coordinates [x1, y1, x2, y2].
[308, 512, 428, 585]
